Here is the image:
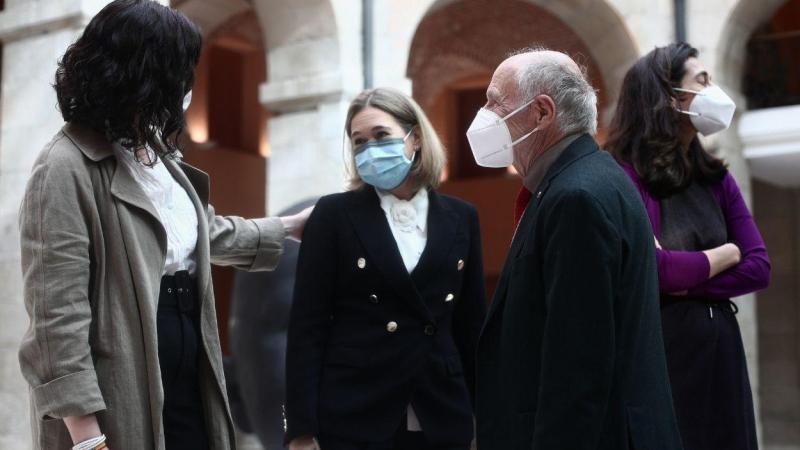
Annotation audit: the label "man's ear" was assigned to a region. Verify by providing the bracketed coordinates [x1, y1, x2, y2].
[532, 95, 557, 128]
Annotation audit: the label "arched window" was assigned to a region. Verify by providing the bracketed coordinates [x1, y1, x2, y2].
[743, 0, 800, 109]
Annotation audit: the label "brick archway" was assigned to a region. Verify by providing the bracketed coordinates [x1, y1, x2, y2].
[407, 0, 608, 113]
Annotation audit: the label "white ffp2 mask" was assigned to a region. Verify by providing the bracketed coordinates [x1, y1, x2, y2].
[674, 85, 736, 136]
[466, 99, 538, 168]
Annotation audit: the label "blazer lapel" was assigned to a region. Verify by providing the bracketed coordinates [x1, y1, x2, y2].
[410, 191, 458, 287]
[345, 187, 434, 323]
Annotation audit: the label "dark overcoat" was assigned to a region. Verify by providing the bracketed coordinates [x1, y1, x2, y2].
[476, 135, 683, 450]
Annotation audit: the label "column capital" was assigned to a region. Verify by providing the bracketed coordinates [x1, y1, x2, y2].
[260, 71, 344, 114]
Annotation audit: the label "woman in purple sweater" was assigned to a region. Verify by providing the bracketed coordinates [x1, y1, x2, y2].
[606, 42, 771, 450]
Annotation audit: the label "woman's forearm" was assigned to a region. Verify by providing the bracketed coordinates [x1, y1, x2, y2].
[703, 243, 741, 279]
[63, 414, 102, 445]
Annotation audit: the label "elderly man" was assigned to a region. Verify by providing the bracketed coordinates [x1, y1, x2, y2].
[468, 49, 683, 449]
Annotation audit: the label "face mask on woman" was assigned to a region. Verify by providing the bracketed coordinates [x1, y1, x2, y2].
[674, 85, 736, 136]
[355, 129, 416, 191]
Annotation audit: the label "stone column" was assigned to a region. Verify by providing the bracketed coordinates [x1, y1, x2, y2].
[256, 0, 363, 215]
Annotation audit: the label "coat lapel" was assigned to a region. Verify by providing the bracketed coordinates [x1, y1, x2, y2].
[484, 198, 539, 322]
[345, 187, 435, 322]
[161, 156, 235, 440]
[109, 159, 164, 230]
[62, 123, 165, 236]
[162, 157, 211, 293]
[482, 134, 599, 326]
[177, 161, 210, 209]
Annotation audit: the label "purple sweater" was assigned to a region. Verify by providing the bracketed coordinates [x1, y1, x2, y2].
[620, 163, 771, 299]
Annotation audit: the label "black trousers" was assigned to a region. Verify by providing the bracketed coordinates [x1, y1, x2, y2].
[157, 271, 209, 450]
[661, 296, 758, 450]
[318, 417, 470, 450]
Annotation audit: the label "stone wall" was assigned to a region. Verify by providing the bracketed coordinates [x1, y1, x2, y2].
[754, 181, 800, 450]
[0, 10, 85, 450]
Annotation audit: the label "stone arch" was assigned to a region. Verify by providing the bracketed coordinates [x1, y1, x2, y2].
[173, 0, 342, 88]
[252, 0, 344, 109]
[716, 0, 789, 94]
[172, 0, 253, 38]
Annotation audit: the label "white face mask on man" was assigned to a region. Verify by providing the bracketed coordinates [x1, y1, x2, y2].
[674, 85, 736, 136]
[466, 98, 539, 168]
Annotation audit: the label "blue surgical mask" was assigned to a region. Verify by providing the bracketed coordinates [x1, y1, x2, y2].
[355, 130, 415, 190]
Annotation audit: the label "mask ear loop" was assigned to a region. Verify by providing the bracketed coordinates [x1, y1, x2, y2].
[499, 97, 538, 148]
[499, 97, 536, 124]
[404, 127, 420, 166]
[672, 87, 702, 117]
[341, 128, 354, 187]
[673, 87, 703, 95]
[509, 126, 539, 148]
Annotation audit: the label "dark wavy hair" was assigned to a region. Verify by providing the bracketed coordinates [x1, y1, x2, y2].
[55, 0, 202, 164]
[605, 42, 727, 198]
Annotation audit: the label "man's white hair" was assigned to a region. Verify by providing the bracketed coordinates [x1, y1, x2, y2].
[511, 47, 598, 136]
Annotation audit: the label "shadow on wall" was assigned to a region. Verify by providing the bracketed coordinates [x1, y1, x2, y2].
[225, 198, 318, 448]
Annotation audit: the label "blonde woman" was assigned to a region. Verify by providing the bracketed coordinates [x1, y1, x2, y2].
[285, 88, 486, 450]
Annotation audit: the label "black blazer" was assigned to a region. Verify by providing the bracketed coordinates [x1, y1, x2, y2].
[285, 187, 486, 446]
[476, 135, 683, 450]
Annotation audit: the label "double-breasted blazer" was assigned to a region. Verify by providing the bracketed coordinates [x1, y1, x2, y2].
[284, 187, 487, 446]
[18, 123, 287, 450]
[476, 135, 683, 450]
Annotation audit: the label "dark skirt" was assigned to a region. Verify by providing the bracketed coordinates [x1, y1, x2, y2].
[157, 271, 209, 450]
[661, 296, 758, 450]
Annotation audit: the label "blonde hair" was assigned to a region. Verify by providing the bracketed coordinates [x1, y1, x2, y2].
[344, 87, 446, 191]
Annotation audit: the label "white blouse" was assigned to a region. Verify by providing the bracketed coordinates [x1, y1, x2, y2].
[113, 144, 199, 276]
[376, 187, 429, 431]
[376, 188, 428, 272]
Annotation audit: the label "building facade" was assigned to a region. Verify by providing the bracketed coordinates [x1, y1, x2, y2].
[0, 0, 797, 448]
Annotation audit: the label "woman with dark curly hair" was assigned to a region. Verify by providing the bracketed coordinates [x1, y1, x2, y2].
[17, 1, 310, 449]
[606, 42, 771, 450]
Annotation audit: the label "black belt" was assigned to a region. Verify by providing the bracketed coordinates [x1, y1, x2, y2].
[159, 270, 198, 314]
[661, 295, 739, 318]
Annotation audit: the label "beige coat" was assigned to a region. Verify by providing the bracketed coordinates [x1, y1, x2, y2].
[18, 123, 286, 449]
